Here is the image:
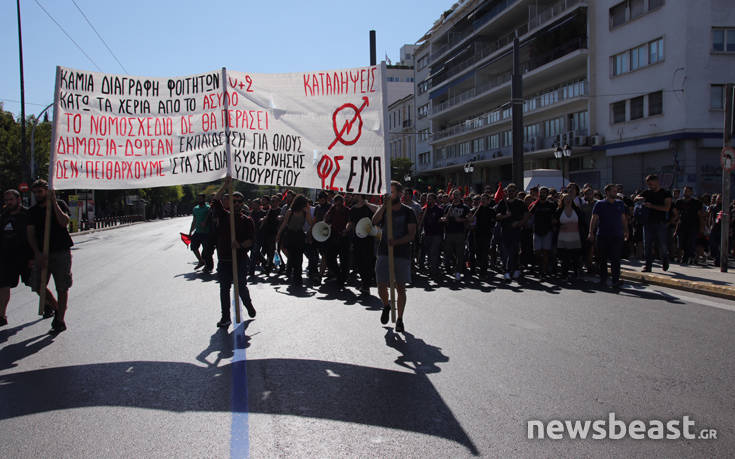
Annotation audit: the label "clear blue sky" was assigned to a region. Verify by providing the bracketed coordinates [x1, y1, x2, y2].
[1, 0, 451, 117]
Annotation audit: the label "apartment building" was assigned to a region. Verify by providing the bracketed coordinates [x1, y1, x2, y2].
[413, 0, 735, 194]
[388, 94, 416, 163]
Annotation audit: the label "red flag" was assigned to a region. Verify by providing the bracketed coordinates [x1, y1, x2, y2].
[494, 182, 504, 203]
[463, 186, 469, 198]
[446, 182, 453, 196]
[180, 232, 192, 247]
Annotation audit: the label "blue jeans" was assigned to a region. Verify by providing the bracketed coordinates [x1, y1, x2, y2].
[217, 255, 252, 320]
[643, 223, 669, 267]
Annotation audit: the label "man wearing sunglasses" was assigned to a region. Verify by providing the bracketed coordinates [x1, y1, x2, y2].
[212, 177, 256, 328]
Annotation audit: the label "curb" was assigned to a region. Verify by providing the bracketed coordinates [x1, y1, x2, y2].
[70, 221, 144, 237]
[620, 269, 735, 301]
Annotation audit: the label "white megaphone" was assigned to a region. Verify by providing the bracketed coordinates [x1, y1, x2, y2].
[311, 221, 332, 242]
[355, 217, 382, 239]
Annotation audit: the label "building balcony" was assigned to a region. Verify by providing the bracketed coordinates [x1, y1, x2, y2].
[431, 37, 588, 118]
[431, 79, 587, 143]
[429, 0, 585, 90]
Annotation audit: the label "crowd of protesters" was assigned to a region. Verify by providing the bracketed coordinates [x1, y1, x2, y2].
[3, 174, 733, 335]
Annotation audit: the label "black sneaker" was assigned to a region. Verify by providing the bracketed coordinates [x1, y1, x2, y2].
[217, 318, 231, 328]
[380, 305, 390, 325]
[662, 260, 669, 272]
[0, 316, 7, 327]
[50, 319, 67, 334]
[395, 318, 405, 333]
[42, 308, 55, 319]
[612, 280, 623, 289]
[245, 303, 257, 318]
[641, 266, 652, 273]
[194, 261, 204, 270]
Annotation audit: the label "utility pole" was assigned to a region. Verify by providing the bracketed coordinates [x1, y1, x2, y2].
[370, 30, 376, 66]
[17, 0, 28, 186]
[721, 84, 733, 273]
[511, 33, 523, 187]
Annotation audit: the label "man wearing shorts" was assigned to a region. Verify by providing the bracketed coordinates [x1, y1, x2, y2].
[27, 180, 73, 334]
[0, 190, 34, 326]
[372, 181, 417, 333]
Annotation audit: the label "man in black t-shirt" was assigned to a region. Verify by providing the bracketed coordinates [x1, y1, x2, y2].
[674, 186, 704, 265]
[442, 190, 470, 281]
[529, 187, 557, 277]
[373, 181, 417, 333]
[636, 175, 672, 272]
[27, 180, 73, 334]
[472, 193, 496, 278]
[495, 183, 530, 280]
[346, 194, 377, 294]
[1, 189, 34, 327]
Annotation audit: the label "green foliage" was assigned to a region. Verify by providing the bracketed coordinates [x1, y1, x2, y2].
[0, 108, 52, 191]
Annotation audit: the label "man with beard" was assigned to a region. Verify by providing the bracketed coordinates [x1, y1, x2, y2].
[442, 189, 470, 281]
[373, 181, 417, 333]
[495, 183, 530, 281]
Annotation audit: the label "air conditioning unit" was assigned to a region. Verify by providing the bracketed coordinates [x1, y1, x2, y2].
[591, 135, 604, 146]
[574, 135, 589, 146]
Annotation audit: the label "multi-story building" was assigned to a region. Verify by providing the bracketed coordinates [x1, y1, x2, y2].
[388, 94, 415, 164]
[414, 0, 735, 194]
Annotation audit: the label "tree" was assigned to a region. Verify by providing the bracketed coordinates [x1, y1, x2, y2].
[391, 157, 413, 184]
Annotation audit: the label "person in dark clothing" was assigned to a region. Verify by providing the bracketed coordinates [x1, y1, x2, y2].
[1, 189, 35, 326]
[495, 183, 530, 281]
[554, 193, 587, 279]
[442, 190, 470, 281]
[276, 194, 313, 286]
[529, 187, 557, 278]
[472, 193, 496, 279]
[418, 193, 444, 279]
[674, 186, 704, 265]
[346, 194, 377, 294]
[306, 192, 330, 284]
[588, 184, 628, 288]
[637, 175, 672, 272]
[324, 195, 350, 289]
[27, 180, 73, 334]
[212, 177, 256, 328]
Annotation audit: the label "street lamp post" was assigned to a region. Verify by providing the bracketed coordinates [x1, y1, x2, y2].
[553, 144, 572, 189]
[464, 160, 475, 192]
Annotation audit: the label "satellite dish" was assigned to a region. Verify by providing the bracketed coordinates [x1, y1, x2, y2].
[311, 221, 332, 242]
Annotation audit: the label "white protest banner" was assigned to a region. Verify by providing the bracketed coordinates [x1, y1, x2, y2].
[50, 65, 387, 194]
[52, 67, 231, 190]
[226, 66, 386, 194]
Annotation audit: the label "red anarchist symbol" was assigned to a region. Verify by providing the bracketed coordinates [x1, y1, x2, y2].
[328, 96, 369, 150]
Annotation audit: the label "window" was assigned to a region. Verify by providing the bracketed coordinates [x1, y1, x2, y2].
[417, 80, 430, 95]
[648, 91, 663, 115]
[649, 38, 664, 64]
[544, 117, 564, 137]
[714, 28, 735, 53]
[711, 85, 724, 110]
[612, 101, 626, 124]
[418, 103, 430, 119]
[610, 2, 627, 28]
[571, 111, 588, 132]
[417, 54, 428, 71]
[488, 134, 500, 149]
[631, 44, 648, 70]
[502, 130, 512, 147]
[713, 29, 725, 52]
[473, 137, 485, 153]
[613, 51, 630, 75]
[630, 96, 644, 120]
[630, 0, 644, 19]
[649, 0, 664, 10]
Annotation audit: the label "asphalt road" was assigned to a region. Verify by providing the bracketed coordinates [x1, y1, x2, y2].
[1, 217, 733, 458]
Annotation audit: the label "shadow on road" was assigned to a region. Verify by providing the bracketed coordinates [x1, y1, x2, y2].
[384, 328, 449, 375]
[0, 332, 56, 370]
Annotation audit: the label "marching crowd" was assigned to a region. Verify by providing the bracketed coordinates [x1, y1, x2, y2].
[2, 175, 734, 335]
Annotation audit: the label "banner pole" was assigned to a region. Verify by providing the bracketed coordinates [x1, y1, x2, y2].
[379, 61, 396, 323]
[39, 66, 62, 315]
[221, 67, 241, 324]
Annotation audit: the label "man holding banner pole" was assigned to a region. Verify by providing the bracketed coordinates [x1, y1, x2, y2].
[373, 180, 416, 333]
[212, 177, 256, 328]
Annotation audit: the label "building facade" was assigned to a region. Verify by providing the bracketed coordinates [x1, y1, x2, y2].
[413, 0, 735, 194]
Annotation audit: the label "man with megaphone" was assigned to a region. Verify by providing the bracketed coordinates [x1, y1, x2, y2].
[346, 194, 378, 295]
[372, 181, 417, 333]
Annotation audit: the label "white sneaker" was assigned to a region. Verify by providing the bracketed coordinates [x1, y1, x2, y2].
[504, 272, 511, 281]
[512, 270, 521, 279]
[455, 272, 461, 281]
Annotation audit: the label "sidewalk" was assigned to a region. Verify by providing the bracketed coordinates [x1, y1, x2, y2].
[620, 258, 735, 300]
